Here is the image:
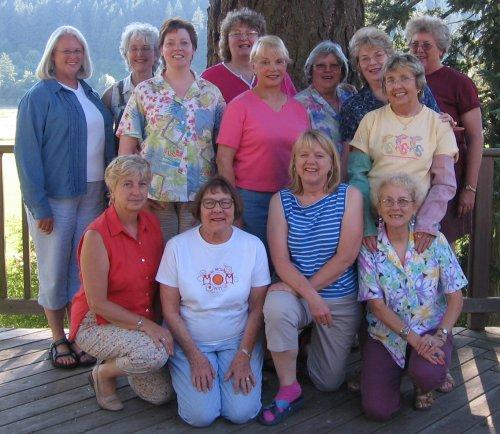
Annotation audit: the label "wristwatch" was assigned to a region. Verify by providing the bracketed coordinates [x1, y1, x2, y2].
[239, 348, 252, 359]
[437, 327, 449, 339]
[465, 184, 477, 193]
[136, 316, 144, 331]
[399, 325, 411, 341]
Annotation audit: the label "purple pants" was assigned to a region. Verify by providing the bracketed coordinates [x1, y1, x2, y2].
[361, 330, 452, 421]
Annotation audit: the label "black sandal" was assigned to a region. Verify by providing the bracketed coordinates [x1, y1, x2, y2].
[49, 338, 78, 369]
[69, 341, 97, 367]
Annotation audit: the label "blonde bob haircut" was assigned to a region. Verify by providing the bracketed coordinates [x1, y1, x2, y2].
[289, 130, 341, 195]
[36, 26, 93, 80]
[250, 35, 291, 64]
[104, 155, 152, 199]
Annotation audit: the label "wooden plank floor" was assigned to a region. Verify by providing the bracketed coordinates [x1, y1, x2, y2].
[0, 327, 498, 434]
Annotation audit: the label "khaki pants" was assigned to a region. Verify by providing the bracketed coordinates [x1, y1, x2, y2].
[148, 200, 195, 243]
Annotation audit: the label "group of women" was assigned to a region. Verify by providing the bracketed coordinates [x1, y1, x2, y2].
[14, 6, 480, 427]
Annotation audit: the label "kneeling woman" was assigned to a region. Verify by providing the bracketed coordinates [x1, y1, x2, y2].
[70, 155, 174, 411]
[261, 130, 363, 425]
[159, 176, 271, 427]
[358, 174, 465, 420]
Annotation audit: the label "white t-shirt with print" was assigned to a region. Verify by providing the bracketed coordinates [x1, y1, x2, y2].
[156, 226, 271, 344]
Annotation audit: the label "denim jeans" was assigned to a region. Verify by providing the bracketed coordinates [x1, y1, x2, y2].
[237, 188, 273, 250]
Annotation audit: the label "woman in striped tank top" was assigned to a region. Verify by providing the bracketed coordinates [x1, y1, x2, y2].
[259, 130, 363, 426]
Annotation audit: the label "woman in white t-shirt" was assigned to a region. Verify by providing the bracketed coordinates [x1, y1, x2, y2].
[158, 176, 271, 428]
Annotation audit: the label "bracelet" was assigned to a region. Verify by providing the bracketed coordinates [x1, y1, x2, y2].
[465, 184, 477, 193]
[239, 348, 252, 359]
[136, 317, 144, 331]
[399, 325, 411, 341]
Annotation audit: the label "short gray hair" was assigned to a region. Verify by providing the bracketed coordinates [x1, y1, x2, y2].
[381, 53, 426, 95]
[304, 40, 349, 83]
[348, 26, 394, 74]
[36, 26, 92, 80]
[405, 15, 452, 55]
[377, 173, 419, 204]
[119, 22, 160, 73]
[250, 35, 290, 64]
[104, 155, 152, 194]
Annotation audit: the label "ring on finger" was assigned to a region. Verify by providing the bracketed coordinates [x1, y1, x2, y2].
[160, 337, 165, 342]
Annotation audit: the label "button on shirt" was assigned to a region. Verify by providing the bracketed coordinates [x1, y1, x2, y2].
[357, 224, 467, 367]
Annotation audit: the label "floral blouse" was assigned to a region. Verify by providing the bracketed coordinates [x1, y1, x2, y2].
[117, 74, 226, 202]
[295, 85, 355, 155]
[358, 224, 467, 367]
[339, 84, 440, 142]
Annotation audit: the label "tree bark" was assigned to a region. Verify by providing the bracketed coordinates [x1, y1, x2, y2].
[207, 0, 364, 90]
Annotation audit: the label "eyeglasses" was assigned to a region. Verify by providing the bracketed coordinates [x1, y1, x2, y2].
[380, 198, 414, 208]
[201, 198, 234, 209]
[358, 51, 387, 66]
[56, 49, 83, 56]
[313, 63, 341, 72]
[409, 42, 434, 52]
[128, 46, 153, 54]
[384, 75, 415, 87]
[228, 31, 259, 40]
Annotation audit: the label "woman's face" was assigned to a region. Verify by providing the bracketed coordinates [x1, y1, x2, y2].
[127, 34, 155, 75]
[409, 31, 443, 73]
[199, 188, 235, 233]
[51, 34, 84, 81]
[112, 173, 149, 213]
[377, 184, 416, 229]
[384, 66, 420, 111]
[161, 28, 194, 70]
[228, 22, 259, 61]
[295, 141, 333, 188]
[357, 44, 389, 85]
[252, 48, 287, 88]
[311, 53, 342, 95]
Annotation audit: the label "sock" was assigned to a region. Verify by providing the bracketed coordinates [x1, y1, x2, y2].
[262, 381, 302, 423]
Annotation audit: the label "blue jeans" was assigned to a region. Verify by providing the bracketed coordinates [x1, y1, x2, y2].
[26, 181, 105, 309]
[237, 188, 273, 249]
[168, 336, 263, 427]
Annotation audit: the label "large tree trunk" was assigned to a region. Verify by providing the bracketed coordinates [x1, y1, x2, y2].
[207, 0, 364, 90]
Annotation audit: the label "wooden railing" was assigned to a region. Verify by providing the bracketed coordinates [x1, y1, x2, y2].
[0, 146, 499, 328]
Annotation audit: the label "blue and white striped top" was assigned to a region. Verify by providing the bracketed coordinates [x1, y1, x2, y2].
[280, 184, 357, 299]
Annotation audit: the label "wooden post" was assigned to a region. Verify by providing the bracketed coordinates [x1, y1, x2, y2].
[468, 152, 494, 330]
[0, 152, 6, 300]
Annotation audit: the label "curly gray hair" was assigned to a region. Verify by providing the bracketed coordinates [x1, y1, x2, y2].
[348, 26, 394, 72]
[303, 40, 349, 83]
[119, 22, 160, 73]
[405, 15, 452, 56]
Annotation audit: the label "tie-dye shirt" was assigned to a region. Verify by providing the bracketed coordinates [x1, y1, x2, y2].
[117, 73, 225, 202]
[358, 224, 467, 367]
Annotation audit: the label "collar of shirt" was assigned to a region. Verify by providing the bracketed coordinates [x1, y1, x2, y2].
[152, 70, 202, 101]
[106, 205, 149, 239]
[377, 222, 417, 273]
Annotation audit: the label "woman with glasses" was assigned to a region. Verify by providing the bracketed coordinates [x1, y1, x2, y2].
[348, 53, 458, 254]
[201, 7, 296, 103]
[159, 176, 270, 427]
[102, 22, 159, 136]
[295, 41, 356, 177]
[358, 173, 465, 419]
[406, 15, 483, 246]
[15, 26, 115, 370]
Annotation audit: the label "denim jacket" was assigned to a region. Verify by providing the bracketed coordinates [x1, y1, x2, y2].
[15, 79, 116, 219]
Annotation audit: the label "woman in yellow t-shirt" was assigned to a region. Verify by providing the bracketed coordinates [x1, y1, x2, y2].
[348, 53, 458, 254]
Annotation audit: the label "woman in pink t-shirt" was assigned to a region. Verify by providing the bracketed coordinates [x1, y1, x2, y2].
[217, 36, 309, 247]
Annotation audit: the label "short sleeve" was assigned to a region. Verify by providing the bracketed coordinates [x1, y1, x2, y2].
[349, 112, 372, 154]
[216, 98, 245, 150]
[456, 75, 480, 115]
[155, 238, 179, 287]
[116, 89, 145, 140]
[436, 233, 468, 294]
[357, 246, 384, 301]
[250, 239, 271, 287]
[435, 116, 458, 159]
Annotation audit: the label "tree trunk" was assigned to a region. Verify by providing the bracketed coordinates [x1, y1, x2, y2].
[207, 0, 364, 90]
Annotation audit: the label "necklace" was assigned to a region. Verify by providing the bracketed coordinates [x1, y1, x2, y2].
[393, 104, 423, 131]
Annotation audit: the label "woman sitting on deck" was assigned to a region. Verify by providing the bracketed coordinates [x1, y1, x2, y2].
[358, 173, 466, 419]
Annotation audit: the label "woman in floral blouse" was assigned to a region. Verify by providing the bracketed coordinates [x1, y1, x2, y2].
[358, 173, 465, 420]
[118, 18, 225, 242]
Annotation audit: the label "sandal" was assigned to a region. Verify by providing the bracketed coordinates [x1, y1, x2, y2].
[258, 394, 305, 426]
[69, 341, 97, 367]
[437, 371, 455, 393]
[88, 364, 124, 411]
[49, 338, 78, 369]
[413, 387, 434, 411]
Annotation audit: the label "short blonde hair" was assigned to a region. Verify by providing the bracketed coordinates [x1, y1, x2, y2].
[405, 15, 452, 55]
[376, 173, 420, 205]
[36, 26, 92, 80]
[289, 130, 341, 195]
[250, 35, 291, 64]
[104, 155, 152, 197]
[382, 53, 426, 95]
[348, 27, 394, 76]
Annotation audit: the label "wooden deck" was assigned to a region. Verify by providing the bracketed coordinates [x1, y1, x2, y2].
[0, 327, 498, 434]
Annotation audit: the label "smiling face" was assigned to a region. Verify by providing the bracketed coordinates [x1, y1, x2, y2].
[228, 22, 259, 62]
[252, 47, 287, 88]
[127, 34, 155, 75]
[409, 31, 443, 73]
[51, 34, 84, 84]
[112, 173, 149, 214]
[199, 188, 235, 235]
[294, 140, 333, 188]
[161, 28, 194, 70]
[357, 44, 389, 86]
[311, 53, 342, 95]
[384, 66, 420, 111]
[377, 183, 417, 229]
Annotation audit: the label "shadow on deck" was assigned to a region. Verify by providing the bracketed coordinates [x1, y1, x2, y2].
[0, 327, 498, 434]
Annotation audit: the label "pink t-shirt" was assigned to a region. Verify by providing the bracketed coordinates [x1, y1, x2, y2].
[201, 62, 297, 103]
[217, 90, 309, 192]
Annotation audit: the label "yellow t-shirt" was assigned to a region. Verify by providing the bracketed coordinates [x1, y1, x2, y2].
[350, 104, 458, 205]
